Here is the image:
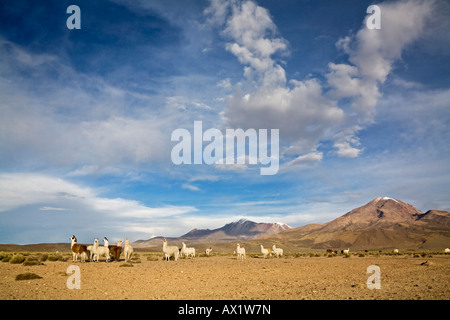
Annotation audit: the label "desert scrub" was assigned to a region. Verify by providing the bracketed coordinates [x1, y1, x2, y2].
[120, 263, 134, 267]
[146, 254, 159, 261]
[0, 252, 12, 262]
[15, 273, 42, 281]
[23, 256, 44, 266]
[10, 254, 26, 264]
[47, 253, 67, 262]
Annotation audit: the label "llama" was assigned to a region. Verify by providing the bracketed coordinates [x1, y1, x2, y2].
[343, 248, 350, 255]
[124, 238, 134, 262]
[92, 237, 110, 262]
[272, 245, 283, 258]
[109, 240, 122, 261]
[205, 247, 212, 256]
[260, 244, 270, 258]
[393, 249, 399, 254]
[445, 248, 450, 254]
[163, 238, 179, 261]
[236, 243, 246, 260]
[181, 242, 195, 258]
[70, 235, 87, 262]
[87, 244, 93, 261]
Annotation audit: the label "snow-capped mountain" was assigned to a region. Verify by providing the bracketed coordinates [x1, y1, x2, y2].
[262, 197, 450, 250]
[133, 219, 291, 247]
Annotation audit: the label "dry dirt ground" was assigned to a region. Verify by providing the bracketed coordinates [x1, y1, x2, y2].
[0, 253, 449, 300]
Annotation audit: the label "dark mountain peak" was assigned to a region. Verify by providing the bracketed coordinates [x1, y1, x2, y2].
[134, 219, 291, 247]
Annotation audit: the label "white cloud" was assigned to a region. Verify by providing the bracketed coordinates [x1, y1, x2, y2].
[205, 0, 436, 166]
[0, 173, 196, 216]
[286, 151, 323, 167]
[39, 207, 69, 211]
[0, 39, 175, 171]
[182, 183, 201, 192]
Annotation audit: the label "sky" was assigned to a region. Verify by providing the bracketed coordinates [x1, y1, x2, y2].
[0, 0, 449, 244]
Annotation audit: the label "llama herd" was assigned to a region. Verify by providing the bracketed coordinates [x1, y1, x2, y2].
[162, 239, 284, 261]
[71, 235, 450, 263]
[70, 235, 133, 263]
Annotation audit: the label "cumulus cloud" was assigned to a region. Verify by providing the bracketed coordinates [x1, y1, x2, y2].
[205, 0, 435, 166]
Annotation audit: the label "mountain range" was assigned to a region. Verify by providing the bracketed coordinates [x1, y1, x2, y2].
[133, 219, 291, 247]
[134, 197, 450, 251]
[1, 197, 448, 252]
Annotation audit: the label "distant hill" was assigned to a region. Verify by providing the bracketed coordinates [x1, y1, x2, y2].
[0, 243, 70, 252]
[133, 219, 291, 248]
[259, 197, 450, 250]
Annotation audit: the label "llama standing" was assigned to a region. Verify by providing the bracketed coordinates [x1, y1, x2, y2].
[163, 238, 179, 261]
[272, 245, 283, 258]
[260, 244, 271, 258]
[181, 242, 196, 258]
[109, 239, 122, 261]
[236, 243, 246, 260]
[92, 237, 110, 262]
[70, 235, 87, 262]
[124, 238, 134, 262]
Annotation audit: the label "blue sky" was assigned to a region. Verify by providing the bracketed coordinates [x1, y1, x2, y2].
[1, 0, 449, 244]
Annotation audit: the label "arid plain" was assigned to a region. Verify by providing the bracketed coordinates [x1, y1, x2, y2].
[0, 251, 448, 300]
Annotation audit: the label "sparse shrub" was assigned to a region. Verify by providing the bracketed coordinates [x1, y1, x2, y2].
[120, 263, 133, 267]
[358, 253, 365, 257]
[23, 256, 44, 266]
[130, 253, 141, 263]
[15, 273, 42, 281]
[10, 254, 25, 264]
[0, 252, 12, 262]
[23, 256, 42, 266]
[48, 253, 67, 262]
[146, 255, 159, 261]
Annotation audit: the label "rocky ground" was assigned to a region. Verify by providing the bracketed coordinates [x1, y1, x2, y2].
[0, 252, 449, 300]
